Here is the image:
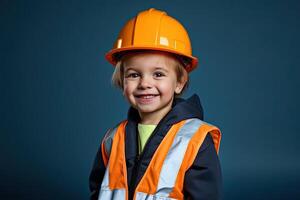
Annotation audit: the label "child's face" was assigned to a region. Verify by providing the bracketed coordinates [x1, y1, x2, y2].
[122, 52, 185, 123]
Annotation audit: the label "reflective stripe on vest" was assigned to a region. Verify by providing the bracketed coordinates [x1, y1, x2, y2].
[101, 126, 118, 167]
[99, 118, 221, 200]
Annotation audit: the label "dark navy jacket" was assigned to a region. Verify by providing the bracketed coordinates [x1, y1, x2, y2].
[89, 94, 222, 200]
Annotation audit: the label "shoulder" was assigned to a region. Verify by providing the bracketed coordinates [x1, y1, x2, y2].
[184, 118, 220, 130]
[103, 120, 127, 142]
[183, 118, 221, 140]
[199, 134, 215, 153]
[183, 118, 221, 154]
[101, 121, 123, 150]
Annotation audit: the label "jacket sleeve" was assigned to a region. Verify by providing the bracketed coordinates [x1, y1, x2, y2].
[89, 135, 107, 200]
[183, 134, 223, 200]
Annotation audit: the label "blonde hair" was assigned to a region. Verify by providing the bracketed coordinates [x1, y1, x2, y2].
[111, 51, 189, 96]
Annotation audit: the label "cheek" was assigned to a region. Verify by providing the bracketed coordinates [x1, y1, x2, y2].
[123, 83, 134, 98]
[122, 86, 130, 97]
[158, 80, 177, 95]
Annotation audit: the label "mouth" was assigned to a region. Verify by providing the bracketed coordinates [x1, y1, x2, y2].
[134, 94, 159, 98]
[134, 94, 159, 104]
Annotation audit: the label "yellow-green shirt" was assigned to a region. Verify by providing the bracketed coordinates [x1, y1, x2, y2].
[137, 123, 157, 155]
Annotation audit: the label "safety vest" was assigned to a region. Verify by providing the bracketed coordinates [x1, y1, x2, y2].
[98, 118, 221, 200]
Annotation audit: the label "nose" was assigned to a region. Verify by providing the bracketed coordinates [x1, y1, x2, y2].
[138, 75, 153, 89]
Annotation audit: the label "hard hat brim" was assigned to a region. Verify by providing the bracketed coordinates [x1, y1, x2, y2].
[105, 46, 198, 73]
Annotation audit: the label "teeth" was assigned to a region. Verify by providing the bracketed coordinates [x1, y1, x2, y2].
[141, 95, 154, 99]
[137, 95, 157, 99]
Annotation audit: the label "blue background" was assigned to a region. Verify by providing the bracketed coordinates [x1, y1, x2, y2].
[1, 0, 300, 199]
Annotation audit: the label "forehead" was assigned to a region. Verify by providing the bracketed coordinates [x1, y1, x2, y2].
[123, 52, 177, 71]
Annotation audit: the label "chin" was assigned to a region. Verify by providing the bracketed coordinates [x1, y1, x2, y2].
[137, 107, 157, 113]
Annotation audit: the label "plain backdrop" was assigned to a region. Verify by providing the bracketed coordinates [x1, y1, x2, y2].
[1, 0, 300, 199]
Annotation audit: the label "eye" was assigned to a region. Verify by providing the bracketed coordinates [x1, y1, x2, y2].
[126, 72, 140, 78]
[154, 71, 165, 78]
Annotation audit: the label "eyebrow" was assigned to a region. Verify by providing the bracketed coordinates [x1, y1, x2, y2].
[124, 67, 136, 73]
[124, 66, 169, 73]
[154, 67, 169, 72]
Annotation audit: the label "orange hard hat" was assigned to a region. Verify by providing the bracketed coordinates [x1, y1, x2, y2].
[105, 8, 198, 72]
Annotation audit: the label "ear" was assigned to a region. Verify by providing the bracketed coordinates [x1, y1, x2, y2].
[175, 72, 188, 94]
[175, 81, 185, 94]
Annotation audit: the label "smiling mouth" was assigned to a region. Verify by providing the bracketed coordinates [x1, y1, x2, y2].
[134, 94, 160, 103]
[135, 94, 159, 99]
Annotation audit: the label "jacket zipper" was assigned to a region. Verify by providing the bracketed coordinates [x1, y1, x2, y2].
[128, 127, 152, 200]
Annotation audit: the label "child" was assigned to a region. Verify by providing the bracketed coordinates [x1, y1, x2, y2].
[89, 8, 222, 200]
